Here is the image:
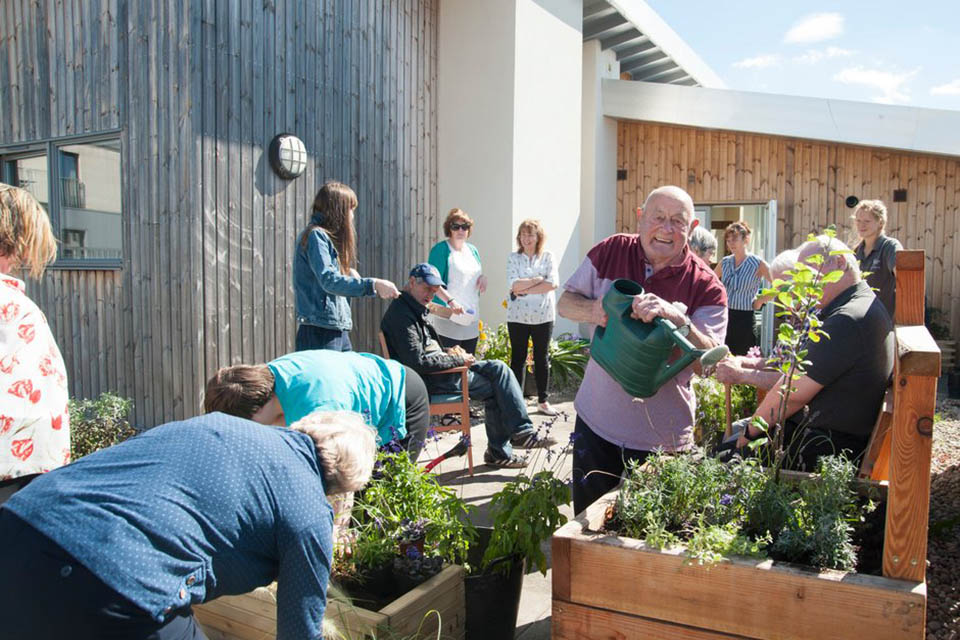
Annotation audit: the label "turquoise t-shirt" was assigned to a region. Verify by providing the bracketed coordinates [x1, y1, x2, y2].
[268, 350, 407, 445]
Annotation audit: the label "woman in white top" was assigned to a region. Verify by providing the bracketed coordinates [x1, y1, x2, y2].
[714, 221, 771, 356]
[507, 220, 559, 416]
[427, 208, 486, 353]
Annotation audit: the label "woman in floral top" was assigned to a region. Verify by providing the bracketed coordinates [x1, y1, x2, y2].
[0, 184, 69, 505]
[506, 220, 559, 416]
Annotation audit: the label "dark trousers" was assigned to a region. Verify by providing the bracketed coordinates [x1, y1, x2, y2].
[784, 424, 869, 472]
[437, 335, 478, 355]
[0, 509, 207, 640]
[507, 321, 553, 403]
[572, 417, 651, 516]
[725, 309, 757, 356]
[401, 366, 430, 460]
[295, 324, 353, 352]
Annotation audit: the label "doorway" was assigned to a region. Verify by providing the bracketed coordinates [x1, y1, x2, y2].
[696, 201, 778, 354]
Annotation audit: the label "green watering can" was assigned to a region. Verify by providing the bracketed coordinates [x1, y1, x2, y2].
[590, 279, 729, 398]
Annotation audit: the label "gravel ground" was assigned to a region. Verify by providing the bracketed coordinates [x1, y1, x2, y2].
[927, 396, 960, 640]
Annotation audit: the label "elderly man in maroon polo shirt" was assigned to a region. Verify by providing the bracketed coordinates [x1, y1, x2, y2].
[558, 185, 728, 514]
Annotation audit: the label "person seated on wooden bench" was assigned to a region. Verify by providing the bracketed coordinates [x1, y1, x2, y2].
[204, 349, 429, 459]
[0, 410, 376, 640]
[381, 263, 555, 469]
[715, 235, 894, 470]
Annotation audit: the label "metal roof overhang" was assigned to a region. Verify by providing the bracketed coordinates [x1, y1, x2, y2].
[583, 0, 725, 89]
[602, 79, 960, 157]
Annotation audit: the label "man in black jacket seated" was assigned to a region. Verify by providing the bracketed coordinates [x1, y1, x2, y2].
[381, 263, 555, 469]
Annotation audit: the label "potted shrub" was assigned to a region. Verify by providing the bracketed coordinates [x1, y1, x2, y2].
[465, 412, 573, 640]
[69, 392, 136, 460]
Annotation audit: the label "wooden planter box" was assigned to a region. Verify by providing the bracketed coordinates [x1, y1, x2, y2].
[195, 565, 465, 640]
[552, 493, 926, 640]
[552, 252, 938, 640]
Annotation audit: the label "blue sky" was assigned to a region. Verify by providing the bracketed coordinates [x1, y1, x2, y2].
[644, 1, 960, 111]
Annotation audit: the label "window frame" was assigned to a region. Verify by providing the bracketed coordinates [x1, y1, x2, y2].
[0, 129, 124, 271]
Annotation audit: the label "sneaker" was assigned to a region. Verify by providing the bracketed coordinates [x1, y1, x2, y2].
[483, 449, 528, 469]
[439, 413, 461, 427]
[510, 432, 558, 450]
[537, 402, 558, 416]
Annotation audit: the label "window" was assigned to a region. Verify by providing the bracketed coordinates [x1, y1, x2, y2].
[1, 133, 123, 268]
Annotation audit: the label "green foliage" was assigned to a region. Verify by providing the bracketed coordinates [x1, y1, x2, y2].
[482, 470, 570, 575]
[476, 323, 589, 385]
[347, 452, 476, 576]
[770, 456, 871, 569]
[614, 450, 866, 571]
[692, 376, 757, 448]
[69, 392, 136, 461]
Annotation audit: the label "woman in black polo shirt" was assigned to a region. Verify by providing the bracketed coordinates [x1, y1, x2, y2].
[852, 199, 902, 318]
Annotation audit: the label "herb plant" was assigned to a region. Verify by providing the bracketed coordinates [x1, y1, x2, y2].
[69, 392, 136, 460]
[346, 451, 476, 577]
[481, 412, 572, 575]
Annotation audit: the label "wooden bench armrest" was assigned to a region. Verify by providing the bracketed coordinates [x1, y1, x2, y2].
[427, 366, 469, 375]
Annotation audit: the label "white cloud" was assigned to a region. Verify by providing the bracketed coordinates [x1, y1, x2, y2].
[833, 66, 920, 104]
[784, 13, 844, 44]
[930, 79, 960, 96]
[733, 54, 780, 70]
[794, 46, 854, 64]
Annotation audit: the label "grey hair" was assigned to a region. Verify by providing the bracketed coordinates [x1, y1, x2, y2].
[288, 410, 377, 495]
[769, 249, 799, 280]
[688, 226, 717, 259]
[642, 185, 695, 215]
[799, 235, 860, 280]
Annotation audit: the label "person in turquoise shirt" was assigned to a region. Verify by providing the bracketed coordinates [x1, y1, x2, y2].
[205, 350, 429, 458]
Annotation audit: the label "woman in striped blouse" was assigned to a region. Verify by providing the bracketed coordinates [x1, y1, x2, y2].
[714, 221, 771, 355]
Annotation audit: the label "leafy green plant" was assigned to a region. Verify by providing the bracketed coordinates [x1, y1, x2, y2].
[692, 376, 757, 448]
[69, 392, 136, 461]
[481, 413, 572, 575]
[346, 451, 476, 577]
[476, 322, 589, 385]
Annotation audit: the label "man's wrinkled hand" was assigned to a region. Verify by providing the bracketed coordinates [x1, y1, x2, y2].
[592, 297, 608, 328]
[630, 293, 684, 325]
[715, 357, 748, 385]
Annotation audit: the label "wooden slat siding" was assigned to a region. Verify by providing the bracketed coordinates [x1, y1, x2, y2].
[617, 120, 960, 337]
[250, 0, 264, 367]
[2, 0, 439, 426]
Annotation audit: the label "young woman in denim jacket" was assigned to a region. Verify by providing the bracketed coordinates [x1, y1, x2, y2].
[294, 182, 399, 351]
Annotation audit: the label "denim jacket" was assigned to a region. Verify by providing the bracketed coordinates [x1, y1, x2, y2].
[293, 221, 375, 331]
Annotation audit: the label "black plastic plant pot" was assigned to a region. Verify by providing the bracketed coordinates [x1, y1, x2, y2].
[464, 527, 525, 640]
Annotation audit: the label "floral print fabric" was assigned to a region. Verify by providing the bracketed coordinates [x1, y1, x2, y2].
[506, 250, 558, 325]
[0, 275, 69, 481]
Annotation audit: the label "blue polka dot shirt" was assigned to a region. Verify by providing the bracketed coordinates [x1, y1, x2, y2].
[4, 412, 333, 640]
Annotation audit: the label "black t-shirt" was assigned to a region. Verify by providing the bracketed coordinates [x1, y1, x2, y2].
[788, 280, 894, 439]
[854, 234, 902, 318]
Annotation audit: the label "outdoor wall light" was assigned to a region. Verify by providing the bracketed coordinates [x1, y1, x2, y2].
[845, 195, 860, 208]
[268, 133, 307, 179]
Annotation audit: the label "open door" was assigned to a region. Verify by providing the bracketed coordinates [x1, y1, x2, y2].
[758, 199, 777, 355]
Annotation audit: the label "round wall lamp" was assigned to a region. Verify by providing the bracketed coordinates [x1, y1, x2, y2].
[845, 195, 860, 208]
[268, 133, 307, 179]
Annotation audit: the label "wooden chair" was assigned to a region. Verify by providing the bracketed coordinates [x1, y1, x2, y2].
[378, 332, 474, 475]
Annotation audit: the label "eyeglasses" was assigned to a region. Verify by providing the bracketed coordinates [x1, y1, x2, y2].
[450, 223, 471, 231]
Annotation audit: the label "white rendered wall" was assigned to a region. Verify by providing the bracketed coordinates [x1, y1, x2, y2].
[580, 40, 619, 261]
[438, 0, 583, 334]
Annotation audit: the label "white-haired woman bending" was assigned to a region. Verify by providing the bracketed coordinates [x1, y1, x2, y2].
[0, 410, 376, 640]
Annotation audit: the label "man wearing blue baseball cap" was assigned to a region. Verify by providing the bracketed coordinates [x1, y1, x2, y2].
[381, 263, 554, 468]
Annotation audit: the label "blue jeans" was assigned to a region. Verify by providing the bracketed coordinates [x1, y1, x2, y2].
[295, 324, 352, 352]
[428, 360, 534, 459]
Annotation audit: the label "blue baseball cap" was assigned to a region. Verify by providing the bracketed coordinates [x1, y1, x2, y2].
[409, 262, 445, 286]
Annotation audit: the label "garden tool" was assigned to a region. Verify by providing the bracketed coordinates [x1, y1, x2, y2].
[423, 437, 469, 473]
[590, 278, 729, 398]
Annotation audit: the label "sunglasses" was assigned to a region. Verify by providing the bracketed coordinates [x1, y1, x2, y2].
[450, 223, 471, 231]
